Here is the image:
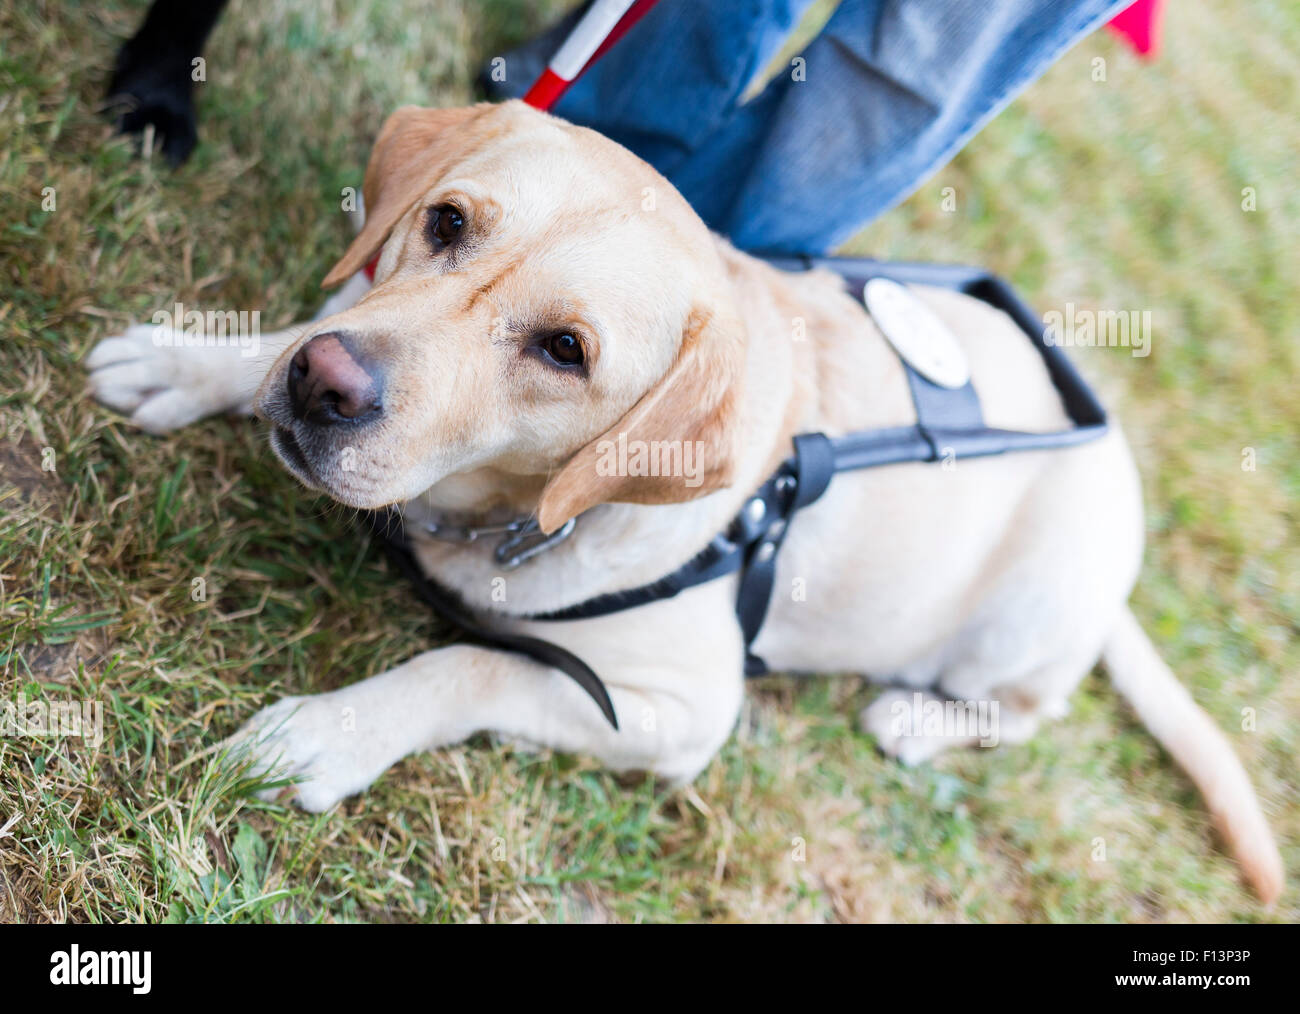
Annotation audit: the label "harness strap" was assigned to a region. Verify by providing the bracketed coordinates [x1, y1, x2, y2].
[365, 511, 619, 729]
[366, 260, 1109, 730]
[526, 531, 742, 622]
[906, 371, 984, 457]
[736, 433, 834, 674]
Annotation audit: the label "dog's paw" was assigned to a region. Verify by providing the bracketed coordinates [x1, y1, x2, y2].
[860, 689, 962, 766]
[224, 695, 387, 813]
[105, 44, 200, 167]
[86, 323, 249, 434]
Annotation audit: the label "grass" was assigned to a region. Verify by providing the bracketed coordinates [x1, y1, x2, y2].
[1, 0, 1296, 923]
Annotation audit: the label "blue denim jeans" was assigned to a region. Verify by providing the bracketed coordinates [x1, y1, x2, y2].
[500, 0, 1127, 253]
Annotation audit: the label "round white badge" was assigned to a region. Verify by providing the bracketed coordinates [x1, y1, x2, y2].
[863, 278, 971, 389]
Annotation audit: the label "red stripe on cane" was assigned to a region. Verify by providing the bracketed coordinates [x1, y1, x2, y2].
[523, 0, 657, 112]
[581, 0, 658, 75]
[360, 0, 658, 285]
[522, 67, 570, 110]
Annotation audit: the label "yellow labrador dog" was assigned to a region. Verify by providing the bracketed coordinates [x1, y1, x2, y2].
[86, 101, 1282, 903]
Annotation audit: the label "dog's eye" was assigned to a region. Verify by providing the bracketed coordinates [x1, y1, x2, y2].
[539, 332, 584, 368]
[427, 204, 464, 249]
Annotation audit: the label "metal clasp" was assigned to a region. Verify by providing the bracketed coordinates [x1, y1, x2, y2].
[423, 517, 526, 543]
[494, 517, 577, 570]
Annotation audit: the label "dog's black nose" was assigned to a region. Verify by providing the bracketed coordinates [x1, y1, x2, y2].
[287, 332, 383, 424]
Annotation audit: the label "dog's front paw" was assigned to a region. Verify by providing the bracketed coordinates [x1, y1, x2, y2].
[860, 689, 960, 766]
[225, 695, 388, 812]
[86, 323, 249, 434]
[106, 44, 200, 167]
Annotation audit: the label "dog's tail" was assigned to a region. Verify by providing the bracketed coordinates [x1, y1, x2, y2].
[1103, 606, 1283, 904]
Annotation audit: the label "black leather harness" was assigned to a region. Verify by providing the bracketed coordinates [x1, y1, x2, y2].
[368, 256, 1109, 731]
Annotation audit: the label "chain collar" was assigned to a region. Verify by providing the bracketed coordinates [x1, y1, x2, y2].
[420, 513, 578, 570]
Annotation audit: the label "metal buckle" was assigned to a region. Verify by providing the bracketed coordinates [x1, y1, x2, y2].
[494, 517, 577, 570]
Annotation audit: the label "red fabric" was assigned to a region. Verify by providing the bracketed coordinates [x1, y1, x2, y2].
[1106, 0, 1165, 59]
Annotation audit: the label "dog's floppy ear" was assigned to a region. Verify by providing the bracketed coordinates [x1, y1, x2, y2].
[536, 306, 746, 534]
[321, 105, 485, 288]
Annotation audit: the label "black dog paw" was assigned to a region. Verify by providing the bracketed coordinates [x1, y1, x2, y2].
[105, 41, 200, 167]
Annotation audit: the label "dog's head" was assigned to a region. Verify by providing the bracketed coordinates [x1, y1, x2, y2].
[256, 101, 745, 533]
